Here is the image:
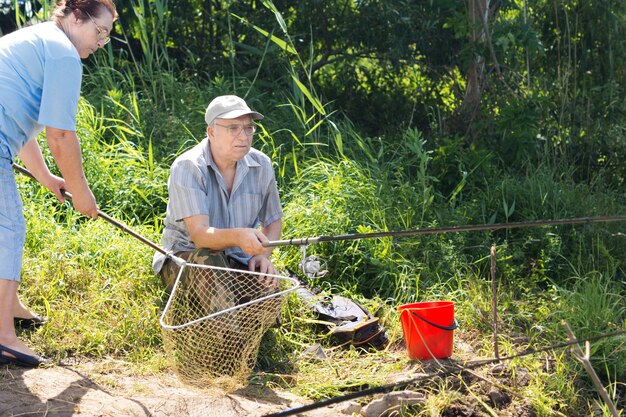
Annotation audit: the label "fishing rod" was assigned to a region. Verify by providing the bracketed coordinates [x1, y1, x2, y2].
[264, 215, 626, 247]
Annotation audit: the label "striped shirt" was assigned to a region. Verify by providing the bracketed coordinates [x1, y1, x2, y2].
[152, 137, 283, 273]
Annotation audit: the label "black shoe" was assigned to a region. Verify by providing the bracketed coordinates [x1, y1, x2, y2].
[14, 314, 47, 330]
[0, 344, 48, 368]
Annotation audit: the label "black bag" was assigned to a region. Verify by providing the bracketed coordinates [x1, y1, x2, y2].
[290, 256, 388, 350]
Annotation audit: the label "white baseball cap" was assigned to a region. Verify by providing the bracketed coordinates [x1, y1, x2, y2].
[204, 95, 264, 125]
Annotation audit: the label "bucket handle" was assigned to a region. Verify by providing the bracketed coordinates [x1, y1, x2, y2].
[411, 311, 458, 331]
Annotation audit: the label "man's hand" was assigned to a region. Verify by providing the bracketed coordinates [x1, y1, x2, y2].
[249, 254, 279, 288]
[248, 254, 277, 275]
[238, 228, 269, 256]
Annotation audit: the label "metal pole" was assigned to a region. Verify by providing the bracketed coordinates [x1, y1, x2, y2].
[490, 244, 499, 360]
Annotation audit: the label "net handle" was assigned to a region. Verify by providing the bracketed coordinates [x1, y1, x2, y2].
[12, 163, 186, 266]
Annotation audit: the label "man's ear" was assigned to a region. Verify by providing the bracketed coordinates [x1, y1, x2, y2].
[206, 125, 213, 139]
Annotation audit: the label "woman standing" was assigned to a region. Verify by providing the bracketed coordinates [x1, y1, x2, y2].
[0, 0, 116, 367]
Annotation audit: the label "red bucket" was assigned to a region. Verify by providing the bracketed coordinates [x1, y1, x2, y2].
[398, 301, 457, 360]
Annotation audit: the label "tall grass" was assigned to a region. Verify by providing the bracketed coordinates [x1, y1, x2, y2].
[554, 269, 626, 381]
[4, 0, 50, 28]
[234, 0, 345, 165]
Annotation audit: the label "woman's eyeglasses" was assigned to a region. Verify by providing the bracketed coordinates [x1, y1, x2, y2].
[85, 12, 111, 45]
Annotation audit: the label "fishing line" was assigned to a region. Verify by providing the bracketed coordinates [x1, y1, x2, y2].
[263, 329, 626, 417]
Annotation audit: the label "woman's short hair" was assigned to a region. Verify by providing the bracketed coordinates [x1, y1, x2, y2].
[52, 0, 117, 21]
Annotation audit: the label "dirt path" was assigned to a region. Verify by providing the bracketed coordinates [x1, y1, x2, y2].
[0, 360, 329, 417]
[1, 341, 585, 417]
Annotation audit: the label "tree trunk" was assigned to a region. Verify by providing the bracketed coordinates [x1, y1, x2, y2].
[455, 0, 491, 140]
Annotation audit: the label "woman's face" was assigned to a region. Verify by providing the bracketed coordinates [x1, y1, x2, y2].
[69, 9, 114, 59]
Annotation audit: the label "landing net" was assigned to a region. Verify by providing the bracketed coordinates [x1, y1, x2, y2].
[159, 261, 299, 389]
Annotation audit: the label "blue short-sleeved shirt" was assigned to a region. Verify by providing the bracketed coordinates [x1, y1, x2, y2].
[152, 138, 283, 273]
[0, 21, 82, 159]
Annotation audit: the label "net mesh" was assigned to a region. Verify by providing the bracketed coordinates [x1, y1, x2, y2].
[160, 261, 299, 389]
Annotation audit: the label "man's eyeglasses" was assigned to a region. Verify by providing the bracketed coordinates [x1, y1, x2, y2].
[214, 123, 257, 137]
[85, 12, 111, 45]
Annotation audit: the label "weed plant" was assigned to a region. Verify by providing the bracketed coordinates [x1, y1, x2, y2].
[554, 270, 626, 380]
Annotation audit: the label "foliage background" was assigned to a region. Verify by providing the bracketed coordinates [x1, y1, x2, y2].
[1, 0, 624, 414]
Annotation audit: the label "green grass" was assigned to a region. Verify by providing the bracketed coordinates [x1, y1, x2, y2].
[10, 47, 624, 415]
[18, 144, 623, 417]
[18, 194, 165, 365]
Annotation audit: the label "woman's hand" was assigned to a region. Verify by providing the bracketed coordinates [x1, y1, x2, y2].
[40, 173, 66, 203]
[70, 185, 99, 219]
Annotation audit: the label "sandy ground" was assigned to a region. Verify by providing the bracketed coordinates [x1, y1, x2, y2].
[4, 339, 605, 417]
[0, 360, 336, 417]
[0, 341, 473, 417]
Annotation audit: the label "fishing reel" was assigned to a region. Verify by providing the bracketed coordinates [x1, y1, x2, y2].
[298, 246, 328, 279]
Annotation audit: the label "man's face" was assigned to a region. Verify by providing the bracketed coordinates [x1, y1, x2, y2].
[207, 115, 256, 166]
